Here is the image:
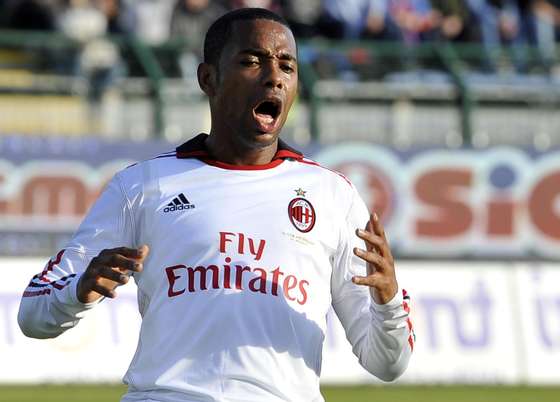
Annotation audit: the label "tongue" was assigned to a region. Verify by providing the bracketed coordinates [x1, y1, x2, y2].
[255, 113, 274, 125]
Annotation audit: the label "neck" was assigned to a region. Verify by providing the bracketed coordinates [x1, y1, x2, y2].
[205, 133, 278, 166]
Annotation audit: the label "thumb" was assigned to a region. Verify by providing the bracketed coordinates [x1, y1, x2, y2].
[137, 245, 150, 261]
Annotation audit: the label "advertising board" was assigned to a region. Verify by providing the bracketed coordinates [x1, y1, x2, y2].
[3, 136, 560, 258]
[2, 259, 559, 384]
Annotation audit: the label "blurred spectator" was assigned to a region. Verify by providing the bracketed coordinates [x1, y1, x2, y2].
[282, 0, 321, 38]
[131, 0, 176, 45]
[93, 0, 137, 35]
[59, 0, 124, 102]
[534, 0, 560, 28]
[228, 0, 283, 14]
[170, 0, 227, 81]
[386, 0, 439, 43]
[429, 0, 477, 42]
[313, 1, 401, 82]
[170, 0, 227, 53]
[317, 0, 402, 40]
[530, 0, 560, 70]
[466, 0, 559, 72]
[59, 0, 107, 43]
[514, 0, 546, 70]
[466, 0, 524, 71]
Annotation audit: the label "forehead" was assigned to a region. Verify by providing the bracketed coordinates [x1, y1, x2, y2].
[224, 19, 297, 58]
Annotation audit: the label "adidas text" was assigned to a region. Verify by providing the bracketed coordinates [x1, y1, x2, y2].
[164, 204, 195, 213]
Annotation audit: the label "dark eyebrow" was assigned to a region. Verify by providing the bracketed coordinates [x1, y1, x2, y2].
[279, 52, 297, 63]
[238, 48, 297, 63]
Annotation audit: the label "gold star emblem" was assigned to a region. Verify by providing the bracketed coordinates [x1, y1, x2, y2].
[294, 188, 306, 197]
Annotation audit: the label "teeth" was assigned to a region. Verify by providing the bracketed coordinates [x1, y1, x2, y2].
[255, 101, 279, 118]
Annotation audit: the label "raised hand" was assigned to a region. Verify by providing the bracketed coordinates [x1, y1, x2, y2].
[352, 213, 398, 305]
[77, 245, 149, 303]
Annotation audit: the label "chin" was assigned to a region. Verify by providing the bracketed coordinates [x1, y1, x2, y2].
[240, 130, 279, 150]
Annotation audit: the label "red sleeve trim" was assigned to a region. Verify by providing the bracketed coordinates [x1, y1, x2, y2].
[34, 250, 66, 283]
[402, 288, 415, 352]
[23, 289, 52, 297]
[402, 301, 410, 314]
[28, 250, 76, 294]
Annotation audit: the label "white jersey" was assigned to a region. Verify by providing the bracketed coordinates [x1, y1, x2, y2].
[18, 134, 414, 402]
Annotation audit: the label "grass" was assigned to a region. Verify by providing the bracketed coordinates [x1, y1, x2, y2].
[1, 385, 559, 402]
[322, 385, 560, 402]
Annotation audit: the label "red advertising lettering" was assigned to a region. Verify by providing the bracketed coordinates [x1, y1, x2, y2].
[415, 169, 473, 238]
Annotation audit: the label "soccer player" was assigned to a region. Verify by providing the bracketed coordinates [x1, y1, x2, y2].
[18, 8, 414, 402]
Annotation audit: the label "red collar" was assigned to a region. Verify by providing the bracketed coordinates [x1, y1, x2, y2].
[175, 133, 304, 171]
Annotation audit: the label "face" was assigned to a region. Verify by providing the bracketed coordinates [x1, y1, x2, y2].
[95, 0, 118, 15]
[202, 19, 298, 150]
[235, 0, 273, 8]
[185, 0, 209, 12]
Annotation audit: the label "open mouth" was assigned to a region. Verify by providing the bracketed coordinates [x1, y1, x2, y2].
[252, 98, 283, 133]
[254, 99, 281, 121]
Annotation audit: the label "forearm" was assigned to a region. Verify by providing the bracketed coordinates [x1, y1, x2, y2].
[334, 288, 413, 381]
[18, 272, 99, 339]
[363, 289, 413, 381]
[333, 188, 414, 380]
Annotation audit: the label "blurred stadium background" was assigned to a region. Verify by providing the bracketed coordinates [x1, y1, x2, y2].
[1, 0, 560, 401]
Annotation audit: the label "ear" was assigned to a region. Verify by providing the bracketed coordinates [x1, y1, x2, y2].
[197, 62, 217, 97]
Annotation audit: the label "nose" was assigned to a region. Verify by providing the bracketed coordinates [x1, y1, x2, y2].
[262, 61, 284, 90]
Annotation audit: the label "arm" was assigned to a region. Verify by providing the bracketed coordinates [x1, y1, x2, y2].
[331, 188, 414, 381]
[17, 173, 146, 338]
[534, 0, 560, 25]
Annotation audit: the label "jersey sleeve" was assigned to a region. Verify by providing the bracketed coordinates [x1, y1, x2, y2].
[17, 173, 136, 339]
[330, 185, 414, 381]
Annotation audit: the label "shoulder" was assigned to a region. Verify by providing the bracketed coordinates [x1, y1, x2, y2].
[123, 149, 178, 171]
[290, 156, 359, 215]
[113, 149, 202, 194]
[292, 156, 354, 189]
[118, 149, 198, 178]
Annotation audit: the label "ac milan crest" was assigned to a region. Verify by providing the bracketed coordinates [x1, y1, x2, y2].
[288, 197, 316, 233]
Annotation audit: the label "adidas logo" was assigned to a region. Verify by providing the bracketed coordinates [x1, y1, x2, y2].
[164, 193, 195, 213]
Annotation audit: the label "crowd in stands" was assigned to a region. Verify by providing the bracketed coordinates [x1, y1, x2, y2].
[0, 0, 559, 78]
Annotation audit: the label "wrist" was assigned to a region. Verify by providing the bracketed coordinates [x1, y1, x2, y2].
[371, 284, 398, 305]
[71, 273, 104, 307]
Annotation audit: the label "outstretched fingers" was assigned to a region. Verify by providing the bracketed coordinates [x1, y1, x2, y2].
[354, 213, 393, 268]
[351, 213, 398, 304]
[77, 245, 150, 303]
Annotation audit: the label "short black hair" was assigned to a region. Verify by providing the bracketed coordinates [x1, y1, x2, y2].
[203, 8, 292, 67]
